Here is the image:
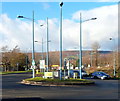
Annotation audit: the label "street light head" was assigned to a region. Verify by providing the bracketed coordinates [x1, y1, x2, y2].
[17, 16, 24, 18]
[40, 25, 43, 26]
[35, 41, 38, 42]
[48, 40, 51, 42]
[109, 37, 112, 40]
[91, 18, 97, 20]
[60, 2, 63, 7]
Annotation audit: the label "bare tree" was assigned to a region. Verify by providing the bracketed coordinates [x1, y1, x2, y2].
[91, 41, 100, 67]
[9, 46, 27, 71]
[1, 45, 29, 71]
[1, 46, 11, 71]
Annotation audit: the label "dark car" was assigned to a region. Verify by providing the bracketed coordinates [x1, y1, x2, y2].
[91, 71, 111, 80]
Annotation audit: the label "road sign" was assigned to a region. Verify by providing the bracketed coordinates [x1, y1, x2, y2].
[30, 65, 36, 69]
[40, 60, 45, 69]
[44, 72, 53, 78]
[32, 60, 35, 66]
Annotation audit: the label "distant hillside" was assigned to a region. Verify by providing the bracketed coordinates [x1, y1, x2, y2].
[27, 50, 113, 66]
[34, 50, 112, 56]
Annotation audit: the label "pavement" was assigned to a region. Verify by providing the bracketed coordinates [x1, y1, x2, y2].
[1, 73, 119, 101]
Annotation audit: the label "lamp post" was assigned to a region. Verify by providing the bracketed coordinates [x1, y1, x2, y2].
[59, 1, 63, 80]
[40, 24, 44, 60]
[17, 11, 35, 78]
[35, 39, 44, 60]
[35, 39, 51, 59]
[35, 39, 51, 72]
[46, 17, 49, 72]
[38, 24, 44, 60]
[36, 18, 49, 72]
[109, 37, 116, 78]
[42, 38, 44, 60]
[79, 13, 97, 79]
[79, 13, 82, 79]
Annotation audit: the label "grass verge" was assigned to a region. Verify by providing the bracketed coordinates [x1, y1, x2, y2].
[0, 70, 32, 75]
[24, 77, 95, 85]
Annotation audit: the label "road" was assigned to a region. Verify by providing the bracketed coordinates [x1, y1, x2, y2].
[1, 73, 119, 101]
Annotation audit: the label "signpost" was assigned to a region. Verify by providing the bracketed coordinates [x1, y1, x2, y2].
[66, 60, 70, 78]
[31, 60, 36, 69]
[40, 60, 45, 73]
[40, 60, 45, 69]
[64, 58, 67, 80]
[53, 71, 60, 78]
[32, 59, 35, 78]
[32, 60, 35, 66]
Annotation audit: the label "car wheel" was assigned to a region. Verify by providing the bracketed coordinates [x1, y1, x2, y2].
[94, 76, 98, 79]
[91, 76, 94, 79]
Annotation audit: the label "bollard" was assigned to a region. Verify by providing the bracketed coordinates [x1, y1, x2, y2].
[36, 69, 39, 74]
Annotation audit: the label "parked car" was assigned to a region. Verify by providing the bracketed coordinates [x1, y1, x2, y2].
[81, 70, 88, 77]
[91, 71, 111, 80]
[69, 69, 88, 78]
[61, 69, 88, 78]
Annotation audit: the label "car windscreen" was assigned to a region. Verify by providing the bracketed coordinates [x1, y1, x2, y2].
[100, 72, 107, 75]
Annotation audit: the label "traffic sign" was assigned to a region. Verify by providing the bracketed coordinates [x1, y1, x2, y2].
[30, 65, 36, 69]
[39, 60, 45, 69]
[32, 60, 35, 66]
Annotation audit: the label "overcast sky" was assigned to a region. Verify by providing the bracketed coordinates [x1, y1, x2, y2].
[0, 1, 118, 52]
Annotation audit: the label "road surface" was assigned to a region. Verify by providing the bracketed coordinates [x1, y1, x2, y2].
[1, 73, 119, 101]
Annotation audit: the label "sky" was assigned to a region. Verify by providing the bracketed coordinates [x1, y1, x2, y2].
[0, 1, 119, 52]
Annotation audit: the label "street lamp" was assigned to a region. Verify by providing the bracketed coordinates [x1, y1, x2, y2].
[17, 11, 35, 78]
[35, 39, 51, 61]
[35, 40, 44, 60]
[35, 17, 49, 72]
[79, 13, 97, 79]
[38, 24, 44, 59]
[40, 24, 43, 27]
[59, 1, 63, 80]
[109, 37, 116, 78]
[46, 17, 49, 72]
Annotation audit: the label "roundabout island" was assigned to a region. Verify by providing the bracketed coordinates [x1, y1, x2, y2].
[21, 77, 95, 86]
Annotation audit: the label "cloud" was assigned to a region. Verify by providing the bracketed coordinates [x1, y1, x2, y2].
[0, 14, 33, 51]
[71, 4, 118, 50]
[0, 4, 118, 52]
[0, 14, 59, 52]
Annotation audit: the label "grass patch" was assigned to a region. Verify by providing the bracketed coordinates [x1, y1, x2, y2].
[36, 72, 44, 75]
[0, 70, 32, 75]
[24, 77, 94, 84]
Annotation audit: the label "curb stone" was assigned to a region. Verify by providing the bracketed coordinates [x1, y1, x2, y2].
[21, 80, 95, 87]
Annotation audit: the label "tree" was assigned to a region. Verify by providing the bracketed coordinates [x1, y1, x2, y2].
[9, 46, 29, 71]
[1, 46, 11, 71]
[91, 41, 100, 67]
[1, 45, 30, 71]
